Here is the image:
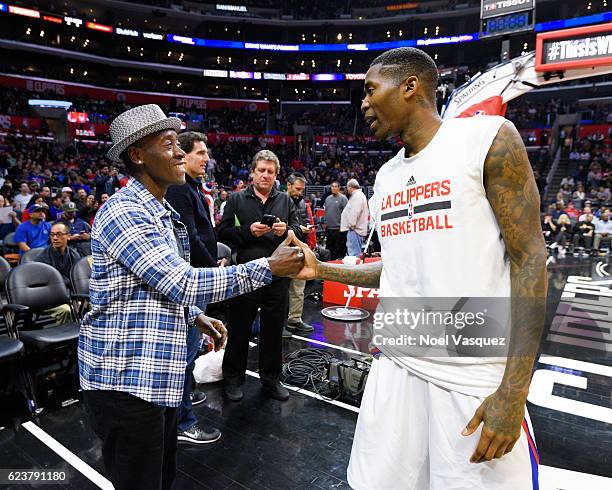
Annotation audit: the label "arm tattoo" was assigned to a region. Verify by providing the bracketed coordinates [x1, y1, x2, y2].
[484, 122, 548, 400]
[318, 260, 382, 288]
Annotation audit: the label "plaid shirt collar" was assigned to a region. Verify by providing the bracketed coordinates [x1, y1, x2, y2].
[125, 176, 180, 222]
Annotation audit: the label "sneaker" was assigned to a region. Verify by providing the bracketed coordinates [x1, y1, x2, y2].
[224, 383, 243, 402]
[177, 424, 221, 445]
[262, 380, 290, 401]
[287, 321, 314, 333]
[190, 390, 206, 406]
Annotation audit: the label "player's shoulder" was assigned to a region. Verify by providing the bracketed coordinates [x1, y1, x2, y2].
[449, 114, 508, 131]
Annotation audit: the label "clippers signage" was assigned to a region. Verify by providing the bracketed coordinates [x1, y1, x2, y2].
[536, 23, 612, 72]
[481, 0, 534, 19]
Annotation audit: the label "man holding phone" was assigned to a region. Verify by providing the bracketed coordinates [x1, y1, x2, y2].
[218, 150, 302, 402]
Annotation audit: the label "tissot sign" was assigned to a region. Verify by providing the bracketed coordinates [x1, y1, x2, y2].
[536, 23, 612, 72]
[481, 0, 534, 19]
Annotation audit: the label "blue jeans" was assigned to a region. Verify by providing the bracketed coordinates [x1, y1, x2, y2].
[346, 230, 364, 257]
[177, 324, 201, 433]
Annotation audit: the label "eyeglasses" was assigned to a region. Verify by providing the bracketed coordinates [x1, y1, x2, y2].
[49, 232, 69, 238]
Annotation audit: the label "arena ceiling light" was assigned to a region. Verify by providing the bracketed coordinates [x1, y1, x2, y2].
[0, 4, 7, 13]
[28, 99, 72, 109]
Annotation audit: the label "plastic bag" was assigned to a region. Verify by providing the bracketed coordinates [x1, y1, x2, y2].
[193, 348, 225, 384]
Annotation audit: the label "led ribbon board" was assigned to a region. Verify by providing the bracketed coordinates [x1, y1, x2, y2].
[535, 23, 612, 72]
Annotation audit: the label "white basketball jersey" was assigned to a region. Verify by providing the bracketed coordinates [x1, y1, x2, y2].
[371, 115, 511, 396]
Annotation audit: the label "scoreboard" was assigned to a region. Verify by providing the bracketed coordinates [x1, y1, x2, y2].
[480, 0, 535, 39]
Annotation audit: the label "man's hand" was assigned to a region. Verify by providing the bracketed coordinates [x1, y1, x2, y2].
[300, 224, 315, 235]
[462, 389, 525, 463]
[271, 219, 287, 237]
[267, 230, 304, 276]
[194, 314, 227, 351]
[217, 258, 228, 267]
[250, 221, 271, 237]
[290, 234, 319, 280]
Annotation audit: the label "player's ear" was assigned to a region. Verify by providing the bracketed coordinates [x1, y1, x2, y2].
[402, 76, 418, 101]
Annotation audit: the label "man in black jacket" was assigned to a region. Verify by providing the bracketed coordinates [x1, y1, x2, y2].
[218, 150, 301, 402]
[36, 221, 81, 324]
[165, 131, 221, 445]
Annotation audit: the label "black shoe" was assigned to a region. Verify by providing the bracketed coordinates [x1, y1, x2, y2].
[190, 390, 206, 406]
[177, 424, 221, 445]
[287, 320, 314, 333]
[282, 327, 293, 339]
[262, 380, 290, 401]
[224, 383, 243, 402]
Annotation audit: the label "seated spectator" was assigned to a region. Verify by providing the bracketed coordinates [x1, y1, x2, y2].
[551, 201, 564, 220]
[61, 186, 74, 203]
[13, 182, 33, 212]
[14, 204, 51, 254]
[596, 186, 611, 203]
[563, 201, 581, 221]
[20, 195, 50, 222]
[572, 184, 586, 204]
[35, 221, 80, 325]
[542, 214, 556, 244]
[79, 195, 98, 225]
[553, 214, 573, 256]
[47, 195, 63, 221]
[59, 201, 92, 255]
[0, 194, 20, 240]
[560, 176, 575, 187]
[557, 184, 572, 204]
[573, 214, 595, 253]
[593, 211, 612, 254]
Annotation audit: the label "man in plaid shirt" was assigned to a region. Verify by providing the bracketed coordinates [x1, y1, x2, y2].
[79, 105, 303, 490]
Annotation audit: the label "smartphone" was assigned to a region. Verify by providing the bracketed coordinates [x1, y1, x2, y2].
[260, 214, 277, 227]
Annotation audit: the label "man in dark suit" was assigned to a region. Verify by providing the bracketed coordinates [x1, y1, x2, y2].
[166, 131, 221, 445]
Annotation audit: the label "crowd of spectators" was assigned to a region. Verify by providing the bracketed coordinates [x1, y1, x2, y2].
[542, 131, 611, 257]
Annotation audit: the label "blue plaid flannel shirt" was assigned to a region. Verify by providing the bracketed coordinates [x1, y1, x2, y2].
[79, 178, 272, 407]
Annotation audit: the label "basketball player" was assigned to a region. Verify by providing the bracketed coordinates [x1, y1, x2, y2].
[292, 47, 547, 489]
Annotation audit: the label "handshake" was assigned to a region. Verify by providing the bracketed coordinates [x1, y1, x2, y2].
[267, 230, 319, 280]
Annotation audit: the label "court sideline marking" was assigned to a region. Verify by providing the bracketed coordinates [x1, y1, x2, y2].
[21, 421, 113, 489]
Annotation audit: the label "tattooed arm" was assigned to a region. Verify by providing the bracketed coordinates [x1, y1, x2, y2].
[462, 121, 548, 463]
[289, 239, 382, 288]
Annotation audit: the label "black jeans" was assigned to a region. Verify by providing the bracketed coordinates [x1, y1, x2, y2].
[83, 390, 178, 490]
[223, 278, 289, 386]
[326, 229, 347, 260]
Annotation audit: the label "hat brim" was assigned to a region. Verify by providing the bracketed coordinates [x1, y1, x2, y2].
[107, 117, 182, 162]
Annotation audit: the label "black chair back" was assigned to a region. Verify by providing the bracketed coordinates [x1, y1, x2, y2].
[6, 263, 71, 313]
[70, 256, 92, 296]
[0, 256, 11, 292]
[217, 242, 232, 264]
[19, 247, 46, 265]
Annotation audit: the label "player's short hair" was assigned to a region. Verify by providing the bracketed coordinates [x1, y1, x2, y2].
[370, 47, 439, 102]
